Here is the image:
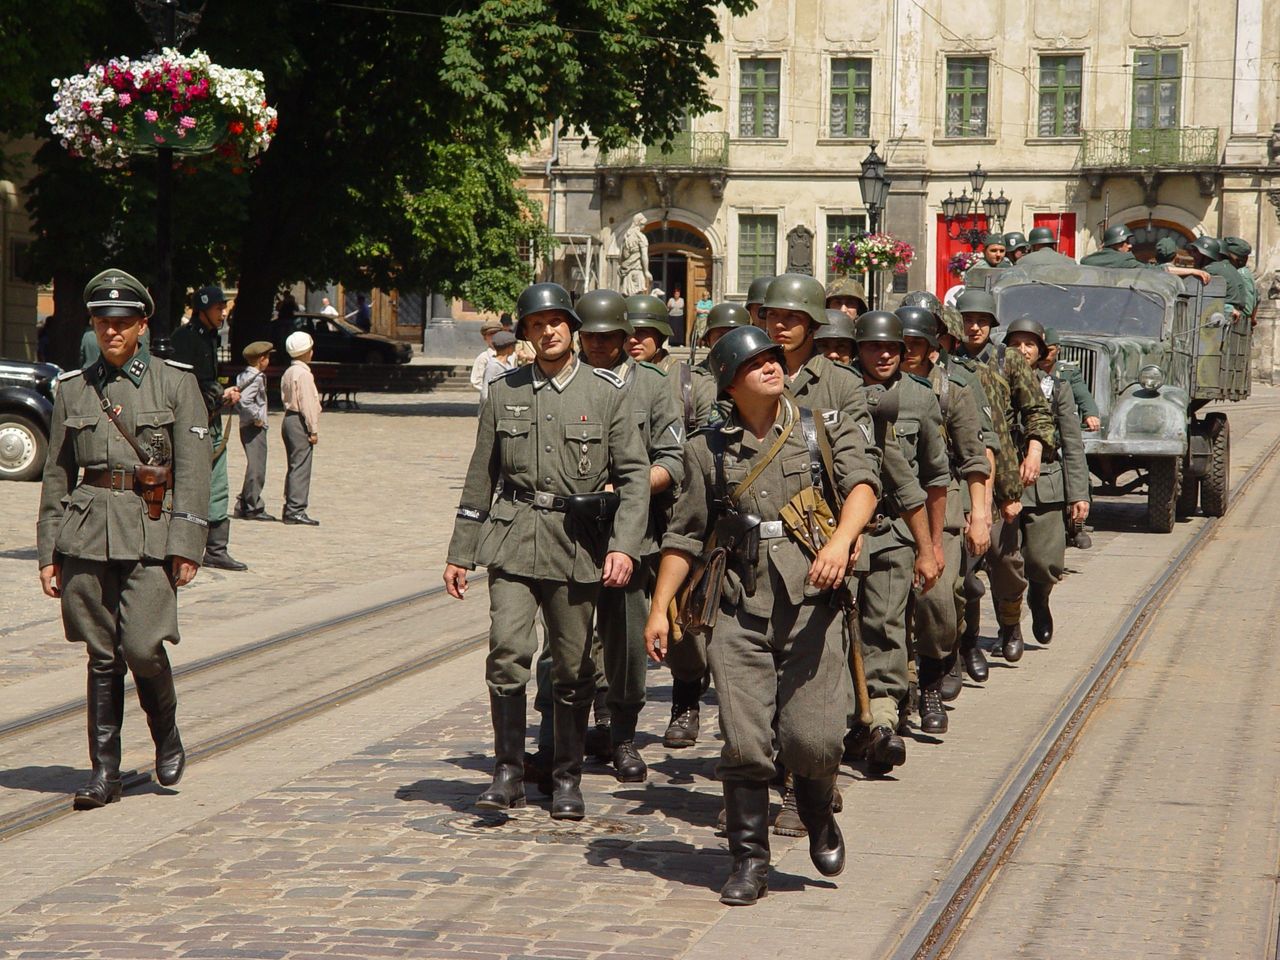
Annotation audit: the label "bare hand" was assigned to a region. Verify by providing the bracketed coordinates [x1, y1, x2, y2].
[224, 386, 241, 405]
[932, 540, 946, 578]
[914, 549, 940, 593]
[1000, 500, 1023, 523]
[1084, 415, 1101, 432]
[808, 536, 853, 590]
[1019, 448, 1042, 487]
[965, 512, 991, 556]
[39, 562, 61, 599]
[308, 434, 318, 446]
[644, 610, 670, 663]
[602, 551, 634, 588]
[1070, 500, 1090, 523]
[443, 563, 469, 599]
[170, 556, 199, 587]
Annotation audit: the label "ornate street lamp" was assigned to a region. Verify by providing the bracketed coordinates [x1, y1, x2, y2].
[858, 143, 890, 308]
[944, 167, 1010, 251]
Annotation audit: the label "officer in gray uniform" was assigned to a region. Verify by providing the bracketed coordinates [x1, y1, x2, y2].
[170, 285, 246, 571]
[38, 269, 210, 810]
[645, 325, 881, 906]
[993, 319, 1089, 647]
[443, 282, 650, 821]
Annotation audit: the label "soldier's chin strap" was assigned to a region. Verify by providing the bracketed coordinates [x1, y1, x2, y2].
[89, 378, 159, 466]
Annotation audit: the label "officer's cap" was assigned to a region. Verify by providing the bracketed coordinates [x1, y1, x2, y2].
[242, 340, 275, 361]
[84, 268, 154, 319]
[195, 285, 228, 309]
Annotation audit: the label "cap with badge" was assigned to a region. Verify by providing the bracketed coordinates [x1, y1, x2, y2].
[242, 340, 275, 361]
[194, 285, 227, 310]
[84, 268, 155, 319]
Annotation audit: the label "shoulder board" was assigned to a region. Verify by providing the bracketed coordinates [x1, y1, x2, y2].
[492, 365, 522, 381]
[907, 373, 932, 388]
[56, 368, 85, 382]
[637, 360, 667, 377]
[162, 359, 194, 371]
[592, 367, 627, 389]
[832, 360, 860, 376]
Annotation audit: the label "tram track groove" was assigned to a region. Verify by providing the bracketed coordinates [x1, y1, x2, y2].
[890, 432, 1280, 960]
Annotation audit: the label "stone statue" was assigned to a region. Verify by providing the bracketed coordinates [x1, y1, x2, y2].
[1267, 269, 1280, 301]
[619, 213, 652, 296]
[786, 224, 815, 276]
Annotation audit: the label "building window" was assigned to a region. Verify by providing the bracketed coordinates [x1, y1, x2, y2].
[1133, 49, 1180, 129]
[738, 214, 778, 291]
[1038, 55, 1082, 137]
[945, 57, 989, 137]
[830, 58, 871, 138]
[739, 58, 781, 138]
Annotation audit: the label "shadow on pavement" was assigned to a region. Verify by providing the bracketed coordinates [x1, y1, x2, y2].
[395, 777, 483, 812]
[586, 837, 836, 894]
[0, 764, 85, 794]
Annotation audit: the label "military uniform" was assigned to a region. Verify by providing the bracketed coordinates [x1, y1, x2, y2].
[38, 269, 210, 810]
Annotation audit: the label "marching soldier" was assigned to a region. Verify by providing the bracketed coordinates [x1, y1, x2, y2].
[995, 319, 1090, 647]
[745, 275, 774, 329]
[37, 269, 210, 810]
[955, 289, 1056, 669]
[1039, 327, 1097, 549]
[443, 282, 650, 821]
[813, 311, 856, 364]
[644, 325, 881, 906]
[897, 305, 991, 732]
[170, 285, 246, 571]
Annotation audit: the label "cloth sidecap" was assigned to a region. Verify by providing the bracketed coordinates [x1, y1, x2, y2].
[286, 331, 315, 358]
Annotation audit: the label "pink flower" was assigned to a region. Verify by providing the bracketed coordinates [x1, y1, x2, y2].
[118, 92, 132, 106]
[179, 115, 196, 129]
[154, 134, 166, 143]
[144, 109, 158, 122]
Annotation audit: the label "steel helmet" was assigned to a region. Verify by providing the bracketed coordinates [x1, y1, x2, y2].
[940, 304, 965, 342]
[575, 289, 633, 335]
[1005, 316, 1048, 357]
[763, 273, 827, 326]
[955, 288, 999, 323]
[624, 294, 673, 338]
[1003, 231, 1030, 254]
[1027, 226, 1058, 248]
[1102, 224, 1134, 248]
[823, 275, 869, 313]
[854, 310, 905, 345]
[515, 282, 581, 337]
[896, 305, 939, 348]
[708, 325, 784, 396]
[745, 275, 775, 307]
[813, 310, 856, 342]
[704, 302, 752, 334]
[901, 289, 943, 319]
[1188, 236, 1221, 262]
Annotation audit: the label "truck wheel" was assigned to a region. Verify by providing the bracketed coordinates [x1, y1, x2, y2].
[0, 413, 47, 482]
[1146, 456, 1181, 533]
[1199, 413, 1230, 517]
[1176, 453, 1199, 519]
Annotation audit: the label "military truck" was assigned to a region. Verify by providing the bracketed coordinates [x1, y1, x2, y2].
[986, 260, 1249, 532]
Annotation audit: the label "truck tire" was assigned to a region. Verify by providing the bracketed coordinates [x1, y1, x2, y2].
[1146, 456, 1181, 534]
[1199, 413, 1230, 517]
[0, 412, 47, 482]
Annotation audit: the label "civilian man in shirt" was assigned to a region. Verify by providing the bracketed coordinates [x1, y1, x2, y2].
[280, 331, 322, 526]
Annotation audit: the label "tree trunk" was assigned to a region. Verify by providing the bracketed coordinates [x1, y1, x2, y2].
[46, 266, 91, 371]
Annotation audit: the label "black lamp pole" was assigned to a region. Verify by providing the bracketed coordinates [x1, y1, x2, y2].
[858, 143, 890, 310]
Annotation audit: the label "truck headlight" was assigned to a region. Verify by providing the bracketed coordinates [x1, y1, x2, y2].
[1138, 365, 1164, 391]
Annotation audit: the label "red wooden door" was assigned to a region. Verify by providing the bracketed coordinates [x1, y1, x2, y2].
[1031, 213, 1077, 257]
[935, 214, 989, 297]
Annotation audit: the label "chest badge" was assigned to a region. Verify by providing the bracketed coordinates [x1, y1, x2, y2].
[190, 426, 209, 439]
[504, 404, 530, 416]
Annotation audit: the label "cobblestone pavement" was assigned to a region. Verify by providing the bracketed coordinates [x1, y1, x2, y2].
[0, 390, 1278, 959]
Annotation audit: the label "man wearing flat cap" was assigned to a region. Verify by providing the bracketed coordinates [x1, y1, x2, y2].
[171, 285, 246, 571]
[233, 341, 276, 521]
[37, 268, 210, 810]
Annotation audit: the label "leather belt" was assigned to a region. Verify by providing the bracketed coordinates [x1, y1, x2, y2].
[500, 486, 569, 512]
[80, 467, 136, 492]
[758, 520, 787, 539]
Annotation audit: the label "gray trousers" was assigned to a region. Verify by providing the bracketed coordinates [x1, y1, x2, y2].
[988, 507, 1067, 624]
[60, 556, 177, 679]
[487, 571, 598, 708]
[709, 595, 849, 782]
[236, 423, 268, 514]
[859, 540, 915, 731]
[911, 529, 964, 667]
[281, 413, 313, 515]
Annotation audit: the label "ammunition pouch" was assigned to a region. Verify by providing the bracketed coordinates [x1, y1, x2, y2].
[713, 512, 762, 596]
[564, 491, 620, 525]
[675, 546, 729, 639]
[779, 486, 838, 559]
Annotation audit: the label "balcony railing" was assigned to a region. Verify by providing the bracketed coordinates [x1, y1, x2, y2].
[597, 131, 729, 169]
[1078, 127, 1220, 169]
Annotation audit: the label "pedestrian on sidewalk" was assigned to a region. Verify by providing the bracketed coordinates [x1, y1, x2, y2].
[280, 331, 322, 526]
[37, 268, 210, 810]
[469, 320, 503, 395]
[233, 341, 276, 522]
[479, 330, 518, 403]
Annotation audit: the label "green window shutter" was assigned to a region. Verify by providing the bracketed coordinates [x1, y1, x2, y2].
[738, 215, 778, 291]
[945, 57, 989, 137]
[739, 58, 781, 138]
[1038, 55, 1082, 137]
[830, 58, 871, 138]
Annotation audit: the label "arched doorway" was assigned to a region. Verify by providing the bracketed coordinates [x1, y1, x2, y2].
[1127, 218, 1195, 264]
[644, 220, 711, 348]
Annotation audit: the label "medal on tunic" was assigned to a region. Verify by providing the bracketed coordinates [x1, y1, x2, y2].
[579, 442, 591, 476]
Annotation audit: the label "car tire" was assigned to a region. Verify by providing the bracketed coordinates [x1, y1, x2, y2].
[0, 412, 48, 482]
[1199, 413, 1230, 518]
[1146, 456, 1180, 534]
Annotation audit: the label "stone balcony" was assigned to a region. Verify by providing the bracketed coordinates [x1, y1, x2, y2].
[596, 131, 729, 203]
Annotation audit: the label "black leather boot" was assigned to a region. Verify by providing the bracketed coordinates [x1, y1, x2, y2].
[939, 654, 963, 701]
[663, 677, 702, 748]
[919, 685, 948, 734]
[202, 519, 248, 571]
[1028, 582, 1054, 645]
[719, 780, 771, 905]
[584, 688, 612, 762]
[792, 775, 845, 877]
[477, 692, 527, 810]
[74, 670, 124, 810]
[612, 741, 647, 783]
[550, 701, 589, 820]
[961, 600, 988, 682]
[134, 660, 185, 786]
[999, 622, 1025, 662]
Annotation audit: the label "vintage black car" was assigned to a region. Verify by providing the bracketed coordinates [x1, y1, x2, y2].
[281, 313, 412, 365]
[0, 358, 58, 482]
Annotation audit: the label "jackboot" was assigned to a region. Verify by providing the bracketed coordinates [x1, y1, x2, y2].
[719, 780, 771, 906]
[584, 687, 612, 762]
[939, 654, 963, 701]
[134, 660, 185, 786]
[792, 775, 845, 877]
[773, 771, 805, 837]
[550, 700, 590, 820]
[476, 692, 527, 810]
[961, 599, 988, 682]
[999, 622, 1025, 662]
[1028, 582, 1054, 645]
[663, 677, 702, 748]
[202, 518, 248, 571]
[73, 670, 124, 810]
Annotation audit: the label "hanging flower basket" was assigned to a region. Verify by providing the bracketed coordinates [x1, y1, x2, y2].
[948, 251, 982, 278]
[46, 48, 277, 168]
[831, 232, 915, 276]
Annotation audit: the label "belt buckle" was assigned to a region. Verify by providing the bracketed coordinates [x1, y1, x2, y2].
[533, 491, 556, 510]
[111, 466, 129, 490]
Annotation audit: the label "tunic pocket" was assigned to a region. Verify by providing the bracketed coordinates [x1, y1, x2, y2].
[475, 497, 518, 567]
[135, 410, 176, 465]
[54, 485, 95, 556]
[894, 420, 920, 465]
[496, 418, 531, 474]
[563, 422, 603, 477]
[64, 414, 101, 464]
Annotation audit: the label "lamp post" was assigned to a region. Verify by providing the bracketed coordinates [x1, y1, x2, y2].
[943, 162, 1011, 252]
[858, 143, 890, 309]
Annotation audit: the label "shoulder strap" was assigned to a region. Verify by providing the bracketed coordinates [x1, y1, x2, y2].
[732, 402, 796, 501]
[88, 378, 156, 465]
[679, 362, 694, 430]
[808, 408, 844, 509]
